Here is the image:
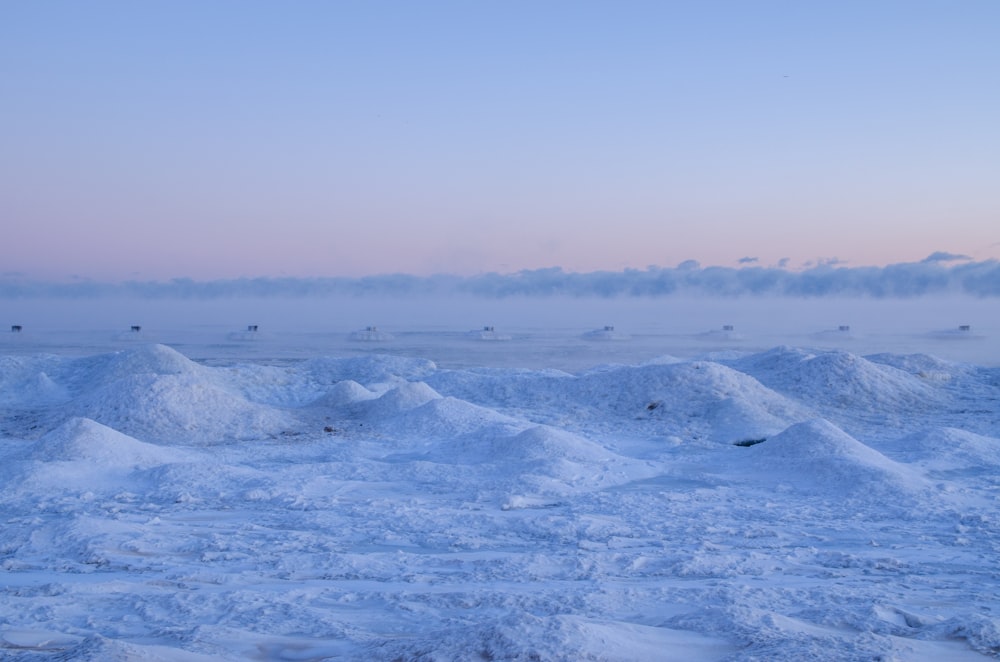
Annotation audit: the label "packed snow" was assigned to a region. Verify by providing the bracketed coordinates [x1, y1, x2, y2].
[1, 318, 999, 660]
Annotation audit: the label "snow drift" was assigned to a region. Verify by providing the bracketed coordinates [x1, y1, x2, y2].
[2, 341, 998, 660]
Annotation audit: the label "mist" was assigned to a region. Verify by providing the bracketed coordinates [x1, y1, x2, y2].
[5, 259, 997, 366]
[4, 256, 1000, 301]
[3, 293, 997, 368]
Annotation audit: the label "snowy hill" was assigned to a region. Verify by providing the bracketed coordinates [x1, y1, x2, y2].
[739, 418, 930, 500]
[1, 342, 998, 660]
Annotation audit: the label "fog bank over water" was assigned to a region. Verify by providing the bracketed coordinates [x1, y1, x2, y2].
[4, 257, 1000, 300]
[3, 294, 997, 368]
[3, 258, 999, 356]
[2, 294, 992, 333]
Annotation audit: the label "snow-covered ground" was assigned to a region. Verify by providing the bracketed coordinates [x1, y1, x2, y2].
[2, 307, 999, 660]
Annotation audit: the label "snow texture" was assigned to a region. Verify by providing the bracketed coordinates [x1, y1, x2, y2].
[1, 340, 999, 660]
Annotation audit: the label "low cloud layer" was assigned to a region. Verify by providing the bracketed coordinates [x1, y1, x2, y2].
[3, 256, 1000, 299]
[921, 251, 972, 264]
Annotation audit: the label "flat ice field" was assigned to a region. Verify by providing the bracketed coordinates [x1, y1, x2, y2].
[1, 309, 999, 660]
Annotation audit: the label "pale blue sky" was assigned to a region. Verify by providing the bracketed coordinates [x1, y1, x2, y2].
[3, 1, 998, 280]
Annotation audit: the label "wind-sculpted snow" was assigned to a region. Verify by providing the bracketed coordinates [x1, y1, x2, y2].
[726, 347, 950, 431]
[8, 418, 188, 499]
[71, 370, 295, 444]
[2, 343, 1000, 660]
[56, 343, 207, 395]
[886, 427, 1000, 474]
[0, 344, 296, 443]
[586, 361, 811, 444]
[302, 354, 437, 386]
[32, 417, 182, 467]
[0, 355, 70, 406]
[355, 380, 443, 417]
[426, 360, 810, 444]
[308, 379, 378, 407]
[385, 395, 523, 440]
[865, 351, 974, 377]
[740, 418, 930, 501]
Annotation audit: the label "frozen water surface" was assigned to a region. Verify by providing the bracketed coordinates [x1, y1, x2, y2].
[1, 296, 999, 660]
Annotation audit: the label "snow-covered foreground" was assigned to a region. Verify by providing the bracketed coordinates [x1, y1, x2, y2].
[2, 340, 999, 660]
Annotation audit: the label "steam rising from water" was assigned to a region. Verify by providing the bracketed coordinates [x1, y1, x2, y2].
[3, 295, 997, 368]
[3, 256, 1000, 300]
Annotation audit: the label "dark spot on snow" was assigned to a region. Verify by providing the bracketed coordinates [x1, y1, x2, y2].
[646, 402, 660, 411]
[733, 438, 767, 447]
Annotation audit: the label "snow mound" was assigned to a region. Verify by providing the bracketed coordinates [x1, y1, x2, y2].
[32, 418, 182, 467]
[356, 381, 442, 417]
[87, 343, 200, 382]
[494, 426, 657, 495]
[493, 425, 615, 464]
[72, 371, 294, 444]
[0, 356, 70, 405]
[370, 396, 654, 492]
[27, 371, 69, 403]
[2, 341, 999, 659]
[303, 354, 436, 387]
[583, 361, 810, 443]
[703, 394, 799, 444]
[0, 345, 205, 407]
[13, 419, 189, 493]
[730, 347, 945, 413]
[0, 355, 31, 394]
[425, 366, 572, 409]
[744, 418, 928, 496]
[310, 379, 378, 407]
[432, 422, 607, 468]
[887, 427, 1000, 472]
[393, 396, 522, 439]
[865, 352, 971, 381]
[427, 360, 807, 444]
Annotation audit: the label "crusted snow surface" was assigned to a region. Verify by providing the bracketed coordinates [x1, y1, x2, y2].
[737, 418, 932, 501]
[1, 343, 999, 660]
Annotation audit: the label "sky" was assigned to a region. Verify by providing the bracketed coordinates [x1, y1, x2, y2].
[3, 1, 999, 282]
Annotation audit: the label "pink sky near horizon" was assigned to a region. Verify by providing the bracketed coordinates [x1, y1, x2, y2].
[3, 2, 999, 282]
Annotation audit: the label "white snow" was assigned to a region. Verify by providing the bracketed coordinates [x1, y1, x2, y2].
[2, 332, 999, 660]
